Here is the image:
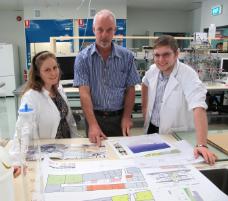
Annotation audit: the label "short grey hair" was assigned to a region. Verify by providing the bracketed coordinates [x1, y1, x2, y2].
[93, 9, 116, 27]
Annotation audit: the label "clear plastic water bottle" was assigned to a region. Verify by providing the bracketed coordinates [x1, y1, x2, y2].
[15, 103, 35, 201]
[16, 103, 34, 164]
[16, 104, 44, 201]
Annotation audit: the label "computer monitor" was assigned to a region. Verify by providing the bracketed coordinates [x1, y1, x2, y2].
[56, 56, 75, 82]
[220, 58, 228, 74]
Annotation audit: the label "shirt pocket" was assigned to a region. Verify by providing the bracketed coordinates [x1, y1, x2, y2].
[108, 70, 127, 88]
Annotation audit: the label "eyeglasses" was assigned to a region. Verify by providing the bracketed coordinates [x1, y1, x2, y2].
[153, 52, 174, 59]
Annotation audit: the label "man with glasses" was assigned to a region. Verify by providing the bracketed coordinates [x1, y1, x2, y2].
[142, 35, 217, 165]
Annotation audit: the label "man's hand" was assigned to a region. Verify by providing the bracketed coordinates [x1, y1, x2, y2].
[88, 124, 107, 146]
[121, 116, 133, 136]
[194, 147, 217, 165]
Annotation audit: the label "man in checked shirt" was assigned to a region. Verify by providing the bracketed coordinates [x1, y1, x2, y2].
[74, 9, 141, 146]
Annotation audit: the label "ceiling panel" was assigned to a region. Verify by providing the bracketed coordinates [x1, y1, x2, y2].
[127, 0, 205, 11]
[0, 0, 206, 11]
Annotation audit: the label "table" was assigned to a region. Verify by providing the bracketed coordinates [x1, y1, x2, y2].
[7, 132, 228, 201]
[174, 130, 228, 194]
[12, 84, 80, 115]
[13, 82, 228, 118]
[174, 130, 228, 163]
[10, 137, 119, 201]
[64, 82, 228, 118]
[13, 84, 142, 116]
[204, 82, 228, 91]
[204, 82, 228, 118]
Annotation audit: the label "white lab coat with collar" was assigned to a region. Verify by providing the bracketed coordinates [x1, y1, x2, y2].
[143, 60, 208, 135]
[18, 84, 77, 139]
[10, 84, 78, 164]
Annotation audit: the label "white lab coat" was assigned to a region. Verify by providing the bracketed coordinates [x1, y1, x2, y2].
[143, 60, 208, 134]
[10, 84, 78, 164]
[17, 84, 77, 138]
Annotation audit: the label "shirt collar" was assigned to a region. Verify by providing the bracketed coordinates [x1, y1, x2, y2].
[170, 59, 179, 78]
[159, 71, 169, 81]
[158, 59, 179, 80]
[91, 42, 121, 58]
[90, 43, 97, 56]
[41, 84, 60, 97]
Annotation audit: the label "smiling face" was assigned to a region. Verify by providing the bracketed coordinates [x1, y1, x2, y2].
[93, 12, 116, 50]
[39, 57, 60, 90]
[153, 45, 179, 76]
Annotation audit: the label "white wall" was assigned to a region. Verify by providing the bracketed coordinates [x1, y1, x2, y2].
[127, 8, 190, 48]
[0, 11, 26, 85]
[24, 0, 127, 19]
[201, 0, 228, 30]
[2, 1, 228, 82]
[188, 7, 201, 33]
[0, 1, 126, 84]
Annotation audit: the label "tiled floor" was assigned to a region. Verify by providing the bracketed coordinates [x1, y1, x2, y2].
[0, 97, 228, 140]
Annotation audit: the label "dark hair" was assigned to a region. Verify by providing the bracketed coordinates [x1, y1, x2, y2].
[216, 42, 223, 49]
[153, 35, 178, 53]
[23, 51, 60, 94]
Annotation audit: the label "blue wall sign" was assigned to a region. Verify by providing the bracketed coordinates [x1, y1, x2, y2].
[211, 5, 222, 16]
[25, 19, 73, 69]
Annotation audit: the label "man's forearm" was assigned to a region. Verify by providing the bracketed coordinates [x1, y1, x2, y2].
[123, 86, 135, 118]
[193, 107, 208, 145]
[141, 84, 148, 120]
[79, 86, 98, 127]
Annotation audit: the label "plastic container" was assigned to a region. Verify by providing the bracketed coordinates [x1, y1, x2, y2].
[208, 24, 216, 39]
[16, 103, 34, 163]
[16, 103, 35, 201]
[16, 104, 44, 201]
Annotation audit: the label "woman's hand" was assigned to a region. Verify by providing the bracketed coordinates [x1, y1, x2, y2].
[13, 166, 21, 178]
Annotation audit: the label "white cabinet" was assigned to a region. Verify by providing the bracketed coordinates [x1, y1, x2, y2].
[0, 44, 19, 96]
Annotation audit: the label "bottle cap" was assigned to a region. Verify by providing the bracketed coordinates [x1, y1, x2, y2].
[18, 104, 33, 113]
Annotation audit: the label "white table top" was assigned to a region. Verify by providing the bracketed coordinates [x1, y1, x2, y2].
[63, 82, 228, 94]
[8, 134, 228, 201]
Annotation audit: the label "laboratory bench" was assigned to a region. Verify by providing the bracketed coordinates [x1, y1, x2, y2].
[13, 82, 228, 119]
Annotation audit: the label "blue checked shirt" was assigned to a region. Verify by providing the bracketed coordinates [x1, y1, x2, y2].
[151, 72, 170, 127]
[73, 43, 141, 111]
